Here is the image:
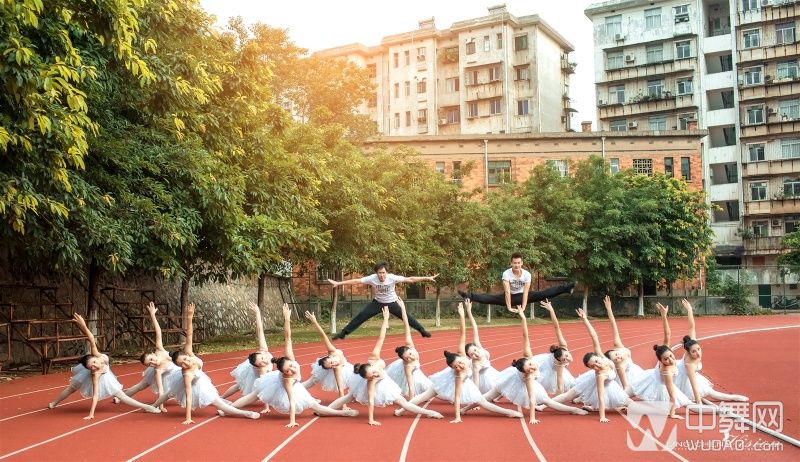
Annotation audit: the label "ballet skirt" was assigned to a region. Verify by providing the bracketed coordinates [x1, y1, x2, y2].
[495, 366, 547, 409]
[310, 358, 354, 392]
[385, 359, 432, 395]
[675, 359, 713, 399]
[631, 367, 693, 406]
[169, 369, 220, 409]
[532, 352, 575, 394]
[230, 358, 272, 395]
[429, 366, 483, 405]
[142, 361, 181, 394]
[573, 365, 629, 409]
[69, 354, 123, 399]
[254, 370, 317, 414]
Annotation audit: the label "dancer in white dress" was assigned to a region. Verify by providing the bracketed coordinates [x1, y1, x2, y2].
[630, 303, 692, 418]
[152, 304, 259, 424]
[384, 298, 431, 398]
[465, 299, 499, 393]
[398, 302, 523, 423]
[230, 304, 357, 427]
[675, 299, 748, 404]
[328, 306, 442, 425]
[551, 309, 632, 423]
[116, 302, 180, 411]
[602, 295, 646, 396]
[533, 299, 577, 394]
[48, 314, 160, 419]
[302, 310, 352, 400]
[463, 305, 587, 424]
[220, 302, 273, 400]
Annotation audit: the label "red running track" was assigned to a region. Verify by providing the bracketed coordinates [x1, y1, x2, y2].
[1, 314, 798, 462]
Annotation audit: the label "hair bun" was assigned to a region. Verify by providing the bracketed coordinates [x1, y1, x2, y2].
[352, 363, 361, 374]
[549, 344, 558, 353]
[270, 357, 279, 364]
[395, 346, 404, 355]
[511, 359, 519, 368]
[653, 344, 659, 351]
[682, 335, 693, 344]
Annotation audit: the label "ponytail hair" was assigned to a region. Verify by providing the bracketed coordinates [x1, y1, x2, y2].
[682, 335, 699, 351]
[653, 344, 671, 360]
[444, 350, 459, 367]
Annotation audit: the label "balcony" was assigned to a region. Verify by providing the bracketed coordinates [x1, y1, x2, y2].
[464, 84, 503, 101]
[744, 198, 800, 216]
[706, 145, 738, 164]
[737, 42, 800, 65]
[600, 58, 695, 84]
[704, 70, 734, 91]
[703, 34, 732, 54]
[705, 108, 736, 127]
[738, 1, 799, 26]
[738, 78, 800, 102]
[740, 119, 800, 139]
[708, 182, 740, 201]
[561, 60, 576, 74]
[711, 223, 743, 247]
[743, 236, 787, 256]
[741, 158, 800, 178]
[598, 93, 697, 120]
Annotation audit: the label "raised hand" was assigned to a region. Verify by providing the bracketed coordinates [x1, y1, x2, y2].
[540, 299, 554, 312]
[457, 302, 464, 317]
[282, 303, 291, 319]
[248, 302, 260, 313]
[680, 299, 693, 312]
[73, 313, 86, 325]
[304, 311, 316, 322]
[576, 308, 586, 319]
[603, 295, 612, 311]
[186, 303, 195, 317]
[464, 298, 472, 313]
[655, 303, 669, 317]
[147, 302, 157, 315]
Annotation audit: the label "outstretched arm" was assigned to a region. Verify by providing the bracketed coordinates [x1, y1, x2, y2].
[604, 295, 625, 349]
[396, 298, 415, 349]
[73, 314, 100, 357]
[457, 302, 466, 356]
[465, 299, 482, 348]
[147, 302, 165, 352]
[304, 311, 336, 354]
[503, 281, 513, 313]
[577, 309, 603, 357]
[682, 299, 696, 340]
[183, 304, 195, 356]
[520, 281, 531, 315]
[327, 276, 366, 287]
[540, 300, 568, 349]
[596, 375, 609, 423]
[249, 302, 268, 352]
[368, 307, 391, 362]
[519, 306, 533, 358]
[282, 304, 294, 361]
[401, 274, 438, 284]
[656, 303, 671, 346]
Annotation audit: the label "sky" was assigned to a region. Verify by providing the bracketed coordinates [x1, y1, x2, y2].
[199, 0, 600, 131]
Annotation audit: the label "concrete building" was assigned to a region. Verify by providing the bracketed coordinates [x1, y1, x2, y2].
[315, 5, 576, 135]
[585, 0, 800, 282]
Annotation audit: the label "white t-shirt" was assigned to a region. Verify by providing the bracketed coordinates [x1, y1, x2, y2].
[502, 268, 531, 294]
[360, 273, 407, 304]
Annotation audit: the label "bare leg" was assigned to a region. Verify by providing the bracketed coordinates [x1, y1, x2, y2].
[302, 377, 317, 389]
[220, 383, 240, 399]
[113, 391, 161, 413]
[123, 380, 150, 398]
[328, 392, 354, 410]
[706, 389, 748, 402]
[310, 402, 358, 417]
[552, 387, 579, 404]
[540, 397, 588, 415]
[474, 397, 523, 418]
[152, 392, 172, 408]
[393, 396, 443, 418]
[49, 385, 77, 408]
[230, 390, 260, 409]
[214, 398, 259, 419]
[396, 388, 436, 415]
[462, 387, 501, 413]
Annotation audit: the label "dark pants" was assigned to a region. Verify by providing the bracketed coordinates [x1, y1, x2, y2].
[340, 299, 427, 336]
[466, 283, 573, 308]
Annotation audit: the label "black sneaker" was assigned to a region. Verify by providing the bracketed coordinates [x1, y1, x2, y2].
[420, 330, 432, 338]
[457, 289, 470, 300]
[332, 332, 346, 341]
[567, 281, 577, 294]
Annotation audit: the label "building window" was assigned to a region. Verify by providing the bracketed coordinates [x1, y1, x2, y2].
[514, 34, 528, 50]
[743, 29, 760, 48]
[610, 158, 620, 174]
[782, 139, 800, 158]
[777, 60, 799, 80]
[649, 116, 667, 131]
[394, 113, 400, 129]
[452, 161, 462, 183]
[645, 8, 662, 29]
[446, 107, 460, 124]
[418, 109, 427, 124]
[779, 99, 800, 120]
[675, 41, 691, 59]
[394, 83, 399, 98]
[744, 66, 762, 86]
[489, 98, 502, 115]
[609, 85, 625, 104]
[607, 51, 623, 70]
[446, 77, 460, 93]
[647, 79, 664, 98]
[496, 33, 503, 49]
[316, 265, 335, 282]
[488, 160, 512, 185]
[435, 162, 445, 174]
[752, 220, 769, 237]
[749, 144, 765, 162]
[610, 119, 627, 131]
[515, 65, 529, 81]
[677, 78, 693, 95]
[784, 178, 800, 198]
[405, 111, 411, 127]
[517, 99, 529, 115]
[490, 65, 502, 81]
[367, 64, 376, 78]
[606, 15, 622, 36]
[404, 50, 410, 66]
[483, 35, 490, 52]
[721, 54, 734, 71]
[465, 69, 478, 85]
[681, 157, 691, 180]
[787, 217, 800, 233]
[547, 159, 569, 177]
[466, 41, 476, 55]
[750, 181, 767, 201]
[646, 44, 663, 63]
[404, 81, 410, 96]
[416, 47, 426, 62]
[742, 0, 758, 11]
[664, 157, 674, 177]
[678, 113, 693, 129]
[746, 105, 764, 125]
[417, 79, 427, 93]
[468, 102, 478, 118]
[674, 4, 689, 20]
[393, 52, 399, 68]
[633, 158, 653, 175]
[776, 22, 796, 45]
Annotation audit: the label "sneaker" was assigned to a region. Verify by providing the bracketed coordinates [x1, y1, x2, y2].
[332, 332, 346, 341]
[420, 330, 432, 338]
[457, 289, 470, 300]
[567, 281, 577, 294]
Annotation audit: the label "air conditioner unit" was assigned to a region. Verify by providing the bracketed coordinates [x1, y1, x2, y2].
[761, 0, 771, 6]
[675, 15, 689, 23]
[615, 33, 625, 41]
[688, 113, 697, 120]
[598, 99, 606, 106]
[765, 75, 774, 82]
[438, 118, 448, 125]
[772, 218, 782, 227]
[768, 108, 776, 115]
[625, 55, 635, 63]
[628, 121, 638, 129]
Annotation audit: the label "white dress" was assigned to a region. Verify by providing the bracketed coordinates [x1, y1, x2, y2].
[142, 361, 181, 394]
[255, 370, 317, 414]
[349, 373, 403, 407]
[310, 359, 354, 392]
[429, 366, 484, 406]
[162, 356, 204, 397]
[69, 354, 123, 399]
[532, 352, 575, 394]
[631, 367, 693, 407]
[675, 359, 713, 400]
[617, 358, 646, 391]
[476, 360, 499, 394]
[230, 358, 272, 395]
[495, 366, 547, 409]
[573, 366, 629, 409]
[385, 359, 432, 395]
[169, 369, 221, 409]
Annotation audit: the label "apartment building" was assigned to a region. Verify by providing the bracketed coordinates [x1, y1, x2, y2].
[585, 0, 800, 279]
[315, 5, 576, 135]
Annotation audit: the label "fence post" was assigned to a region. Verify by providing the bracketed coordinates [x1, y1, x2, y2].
[486, 304, 491, 324]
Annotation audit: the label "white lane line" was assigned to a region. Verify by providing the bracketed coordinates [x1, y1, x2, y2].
[125, 416, 221, 462]
[0, 410, 138, 460]
[261, 416, 320, 462]
[398, 399, 433, 462]
[518, 409, 547, 462]
[616, 409, 689, 462]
